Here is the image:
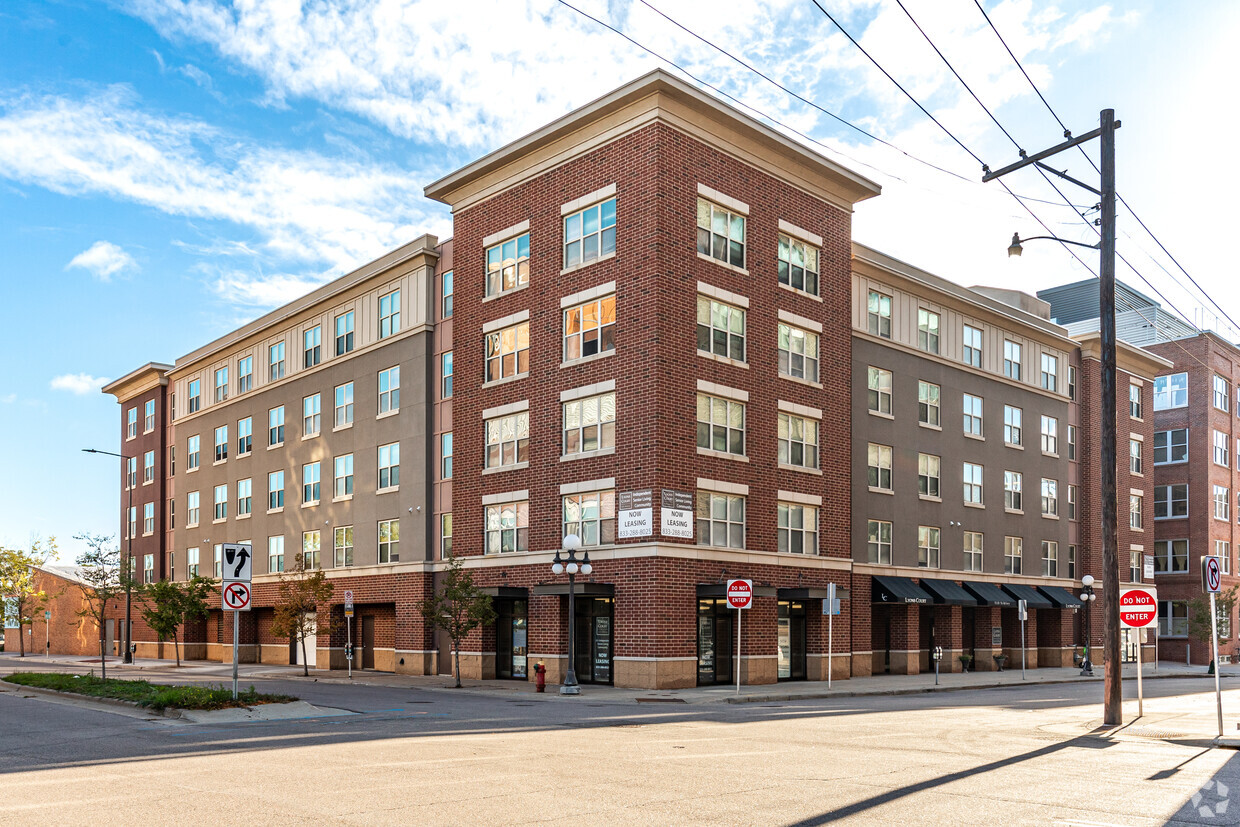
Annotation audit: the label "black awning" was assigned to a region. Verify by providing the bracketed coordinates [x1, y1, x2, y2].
[480, 586, 529, 599]
[1001, 584, 1054, 609]
[918, 579, 978, 606]
[697, 583, 777, 599]
[777, 587, 852, 601]
[1039, 585, 1085, 609]
[962, 581, 1016, 607]
[531, 582, 615, 597]
[872, 576, 931, 605]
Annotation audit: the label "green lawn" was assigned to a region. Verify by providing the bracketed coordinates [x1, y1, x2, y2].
[3, 672, 296, 711]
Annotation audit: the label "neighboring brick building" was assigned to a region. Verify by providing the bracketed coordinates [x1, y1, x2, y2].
[1, 566, 100, 658]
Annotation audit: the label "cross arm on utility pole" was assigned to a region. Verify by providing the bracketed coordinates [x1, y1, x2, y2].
[982, 122, 1118, 182]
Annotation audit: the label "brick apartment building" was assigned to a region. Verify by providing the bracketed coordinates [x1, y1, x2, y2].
[100, 71, 1169, 687]
[1, 566, 100, 658]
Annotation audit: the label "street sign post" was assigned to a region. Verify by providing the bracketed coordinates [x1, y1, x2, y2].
[222, 543, 253, 700]
[1120, 586, 1157, 717]
[1018, 599, 1027, 680]
[727, 579, 753, 695]
[1203, 556, 1224, 736]
[344, 590, 354, 678]
[826, 583, 836, 690]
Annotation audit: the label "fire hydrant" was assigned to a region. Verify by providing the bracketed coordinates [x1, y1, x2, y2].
[534, 661, 546, 693]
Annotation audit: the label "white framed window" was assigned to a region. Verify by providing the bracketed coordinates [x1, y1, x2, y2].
[269, 406, 284, 446]
[487, 232, 530, 297]
[918, 453, 940, 498]
[1154, 428, 1187, 464]
[867, 519, 892, 564]
[1214, 485, 1230, 521]
[1129, 494, 1142, 529]
[1003, 340, 1022, 381]
[868, 443, 893, 491]
[963, 532, 983, 572]
[126, 456, 137, 489]
[563, 488, 616, 547]
[1215, 375, 1231, 411]
[918, 525, 940, 568]
[1068, 484, 1077, 521]
[1158, 601, 1189, 637]
[1154, 484, 1188, 519]
[144, 399, 156, 432]
[1215, 430, 1230, 466]
[237, 478, 252, 517]
[214, 425, 228, 462]
[143, 553, 154, 584]
[1154, 539, 1189, 574]
[302, 462, 320, 504]
[379, 519, 400, 563]
[567, 197, 616, 269]
[1004, 536, 1023, 575]
[125, 507, 137, 540]
[378, 442, 400, 489]
[237, 417, 252, 455]
[1005, 471, 1023, 512]
[334, 454, 354, 498]
[187, 435, 200, 470]
[1041, 415, 1058, 454]
[302, 531, 321, 570]
[963, 394, 983, 437]
[917, 309, 940, 354]
[963, 463, 984, 505]
[441, 432, 453, 479]
[379, 288, 401, 338]
[919, 381, 940, 427]
[867, 291, 892, 338]
[127, 406, 137, 439]
[440, 513, 452, 558]
[697, 197, 744, 268]
[143, 450, 155, 484]
[187, 546, 200, 577]
[334, 526, 354, 567]
[564, 294, 615, 362]
[1043, 541, 1058, 577]
[143, 502, 154, 535]
[696, 393, 745, 456]
[1003, 405, 1022, 446]
[214, 366, 228, 403]
[778, 323, 818, 382]
[303, 393, 321, 436]
[696, 491, 745, 549]
[335, 383, 354, 428]
[269, 341, 285, 381]
[334, 311, 355, 356]
[187, 379, 201, 413]
[962, 325, 982, 368]
[1068, 545, 1077, 579]
[268, 536, 284, 573]
[442, 271, 453, 319]
[237, 356, 253, 394]
[485, 412, 529, 469]
[868, 367, 892, 415]
[268, 471, 284, 510]
[442, 352, 453, 398]
[1068, 425, 1077, 461]
[1217, 541, 1232, 575]
[304, 325, 321, 368]
[186, 491, 200, 527]
[778, 503, 818, 555]
[1042, 478, 1058, 517]
[379, 366, 400, 414]
[563, 393, 616, 456]
[1040, 353, 1058, 392]
[213, 484, 227, 521]
[778, 234, 819, 295]
[1068, 365, 1077, 400]
[697, 296, 746, 361]
[1129, 383, 1142, 418]
[778, 412, 819, 470]
[485, 321, 530, 383]
[1154, 372, 1188, 410]
[485, 502, 529, 555]
[1130, 438, 1141, 474]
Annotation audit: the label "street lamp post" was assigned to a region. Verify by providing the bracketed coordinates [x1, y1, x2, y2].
[84, 448, 134, 664]
[1079, 574, 1097, 676]
[551, 534, 591, 696]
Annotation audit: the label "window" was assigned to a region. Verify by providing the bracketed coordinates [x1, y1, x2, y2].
[564, 393, 616, 456]
[1004, 536, 1023, 574]
[379, 519, 400, 563]
[170, 393, 175, 422]
[1068, 545, 1077, 579]
[214, 425, 228, 462]
[697, 198, 743, 268]
[918, 453, 940, 498]
[778, 234, 819, 295]
[1154, 429, 1188, 464]
[564, 294, 616, 361]
[213, 545, 222, 578]
[169, 497, 175, 531]
[918, 526, 940, 568]
[696, 492, 745, 549]
[1154, 539, 1189, 574]
[214, 366, 228, 402]
[963, 532, 983, 572]
[1068, 425, 1077, 461]
[485, 502, 529, 554]
[778, 412, 819, 470]
[1003, 341, 1022, 381]
[334, 526, 354, 567]
[303, 326, 321, 368]
[335, 311, 354, 356]
[1129, 383, 1142, 418]
[1158, 601, 1189, 637]
[188, 379, 201, 413]
[778, 323, 818, 382]
[1215, 375, 1231, 411]
[1215, 430, 1230, 466]
[963, 394, 983, 437]
[486, 412, 529, 469]
[1214, 485, 1230, 521]
[379, 366, 400, 414]
[187, 547, 200, 577]
[268, 471, 284, 510]
[1041, 415, 1058, 454]
[566, 197, 616, 268]
[268, 537, 284, 573]
[917, 309, 940, 354]
[302, 531, 321, 570]
[441, 432, 453, 478]
[213, 484, 227, 521]
[696, 394, 745, 456]
[1154, 372, 1188, 409]
[143, 502, 154, 535]
[1005, 471, 1023, 511]
[303, 394, 321, 436]
[442, 272, 453, 319]
[867, 443, 893, 491]
[380, 289, 401, 337]
[126, 506, 137, 539]
[1068, 484, 1077, 521]
[378, 442, 400, 489]
[143, 451, 155, 484]
[866, 291, 892, 338]
[334, 454, 354, 498]
[1154, 484, 1188, 519]
[302, 462, 320, 504]
[269, 406, 285, 446]
[1128, 494, 1142, 530]
[1043, 542, 1058, 577]
[1218, 541, 1232, 575]
[962, 325, 982, 367]
[868, 367, 892, 415]
[144, 399, 156, 432]
[230, 417, 249, 457]
[1068, 365, 1077, 400]
[269, 342, 285, 381]
[1040, 353, 1058, 392]
[141, 554, 153, 584]
[187, 491, 200, 526]
[486, 321, 530, 382]
[126, 456, 137, 489]
[918, 381, 940, 427]
[697, 296, 746, 361]
[237, 356, 253, 394]
[867, 520, 892, 564]
[440, 514, 452, 558]
[963, 463, 984, 505]
[127, 407, 137, 439]
[335, 382, 354, 428]
[441, 352, 453, 398]
[1003, 405, 1022, 446]
[169, 446, 175, 476]
[1130, 438, 1142, 474]
[187, 435, 200, 471]
[1042, 478, 1058, 517]
[778, 504, 818, 554]
[563, 489, 616, 547]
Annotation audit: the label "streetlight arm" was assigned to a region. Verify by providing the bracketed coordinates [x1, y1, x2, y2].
[1016, 235, 1100, 250]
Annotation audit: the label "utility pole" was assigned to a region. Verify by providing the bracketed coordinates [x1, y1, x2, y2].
[984, 109, 1122, 725]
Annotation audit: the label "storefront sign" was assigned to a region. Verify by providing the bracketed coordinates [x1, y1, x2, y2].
[991, 626, 1003, 647]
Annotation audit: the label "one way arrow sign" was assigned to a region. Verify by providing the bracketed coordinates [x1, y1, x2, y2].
[223, 543, 252, 583]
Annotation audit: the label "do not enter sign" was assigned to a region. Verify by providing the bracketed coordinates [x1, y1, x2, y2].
[726, 579, 753, 610]
[1119, 587, 1157, 629]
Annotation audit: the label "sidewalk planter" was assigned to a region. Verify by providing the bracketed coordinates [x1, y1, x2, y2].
[993, 654, 1008, 672]
[958, 654, 973, 673]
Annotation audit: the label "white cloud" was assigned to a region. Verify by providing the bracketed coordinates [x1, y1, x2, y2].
[65, 241, 137, 281]
[50, 373, 109, 395]
[210, 269, 331, 308]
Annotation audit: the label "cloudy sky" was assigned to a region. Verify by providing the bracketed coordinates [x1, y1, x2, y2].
[2, 0, 1237, 562]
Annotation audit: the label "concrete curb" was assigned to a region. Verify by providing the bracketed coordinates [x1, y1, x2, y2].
[0, 679, 316, 721]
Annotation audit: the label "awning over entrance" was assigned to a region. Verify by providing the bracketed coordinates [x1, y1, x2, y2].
[1039, 585, 1085, 609]
[962, 581, 1016, 607]
[531, 582, 615, 597]
[480, 586, 529, 599]
[777, 587, 852, 601]
[1001, 584, 1053, 609]
[696, 583, 777, 598]
[871, 576, 931, 604]
[918, 579, 978, 606]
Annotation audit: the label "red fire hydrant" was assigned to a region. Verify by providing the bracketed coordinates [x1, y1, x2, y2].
[534, 661, 546, 693]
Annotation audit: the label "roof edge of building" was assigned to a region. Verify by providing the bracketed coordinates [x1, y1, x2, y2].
[101, 362, 174, 402]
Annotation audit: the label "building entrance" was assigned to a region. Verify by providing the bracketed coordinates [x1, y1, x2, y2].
[777, 601, 807, 681]
[697, 599, 735, 686]
[496, 598, 529, 680]
[573, 597, 613, 685]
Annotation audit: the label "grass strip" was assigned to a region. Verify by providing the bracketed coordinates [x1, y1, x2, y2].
[4, 672, 296, 711]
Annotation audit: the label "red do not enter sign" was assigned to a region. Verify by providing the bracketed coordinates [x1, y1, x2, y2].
[1119, 587, 1157, 629]
[726, 579, 753, 610]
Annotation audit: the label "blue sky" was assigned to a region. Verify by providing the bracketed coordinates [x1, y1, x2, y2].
[2, 0, 1237, 563]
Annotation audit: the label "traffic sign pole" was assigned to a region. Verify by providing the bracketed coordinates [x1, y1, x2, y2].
[736, 602, 742, 696]
[1136, 625, 1143, 718]
[347, 616, 353, 679]
[827, 583, 835, 691]
[232, 610, 239, 700]
[1211, 590, 1223, 738]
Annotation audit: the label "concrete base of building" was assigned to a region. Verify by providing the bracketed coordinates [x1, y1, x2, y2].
[807, 653, 852, 682]
[1038, 646, 1076, 668]
[394, 650, 436, 675]
[972, 647, 1005, 671]
[1004, 647, 1038, 669]
[207, 642, 258, 664]
[613, 657, 697, 689]
[886, 649, 920, 676]
[851, 651, 874, 677]
[257, 643, 290, 664]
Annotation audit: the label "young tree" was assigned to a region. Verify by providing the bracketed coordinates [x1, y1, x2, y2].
[271, 554, 334, 676]
[1189, 586, 1239, 674]
[140, 576, 216, 667]
[0, 537, 55, 657]
[73, 533, 123, 680]
[418, 555, 495, 688]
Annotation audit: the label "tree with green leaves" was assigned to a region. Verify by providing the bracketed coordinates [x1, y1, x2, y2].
[1189, 585, 1239, 674]
[73, 533, 123, 679]
[140, 576, 216, 667]
[0, 537, 55, 657]
[271, 553, 334, 676]
[418, 555, 495, 688]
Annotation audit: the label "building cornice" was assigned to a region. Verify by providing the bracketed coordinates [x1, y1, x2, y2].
[101, 362, 173, 403]
[1073, 331, 1174, 378]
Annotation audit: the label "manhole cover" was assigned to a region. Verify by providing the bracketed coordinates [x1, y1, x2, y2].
[1120, 727, 1187, 740]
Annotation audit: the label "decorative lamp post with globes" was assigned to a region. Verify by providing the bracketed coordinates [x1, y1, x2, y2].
[1079, 574, 1097, 676]
[551, 533, 591, 695]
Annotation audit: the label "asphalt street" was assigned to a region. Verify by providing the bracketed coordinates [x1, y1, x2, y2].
[1, 662, 1238, 825]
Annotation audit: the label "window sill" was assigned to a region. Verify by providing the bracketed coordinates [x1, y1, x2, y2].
[919, 422, 942, 432]
[696, 447, 749, 463]
[376, 486, 400, 495]
[869, 486, 894, 496]
[561, 251, 616, 277]
[779, 374, 823, 389]
[268, 443, 284, 451]
[267, 507, 284, 515]
[187, 467, 199, 474]
[212, 518, 226, 525]
[964, 432, 985, 442]
[963, 501, 985, 510]
[143, 428, 154, 436]
[332, 495, 354, 503]
[868, 410, 894, 421]
[1154, 516, 1189, 521]
[143, 479, 153, 486]
[237, 513, 251, 521]
[777, 282, 822, 303]
[482, 373, 528, 390]
[142, 531, 154, 538]
[561, 350, 616, 370]
[1005, 508, 1024, 516]
[919, 494, 942, 503]
[334, 423, 354, 433]
[376, 409, 400, 421]
[301, 501, 319, 509]
[780, 463, 822, 476]
[302, 433, 320, 442]
[561, 447, 616, 463]
[696, 251, 749, 277]
[482, 281, 530, 304]
[1042, 452, 1060, 460]
[698, 350, 749, 369]
[482, 463, 528, 475]
[238, 451, 251, 460]
[1129, 526, 1143, 532]
[213, 459, 227, 467]
[1004, 442, 1024, 451]
[1042, 514, 1060, 521]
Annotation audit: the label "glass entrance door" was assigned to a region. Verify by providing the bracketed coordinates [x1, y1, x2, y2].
[572, 597, 613, 685]
[697, 599, 734, 685]
[496, 599, 529, 680]
[777, 601, 806, 681]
